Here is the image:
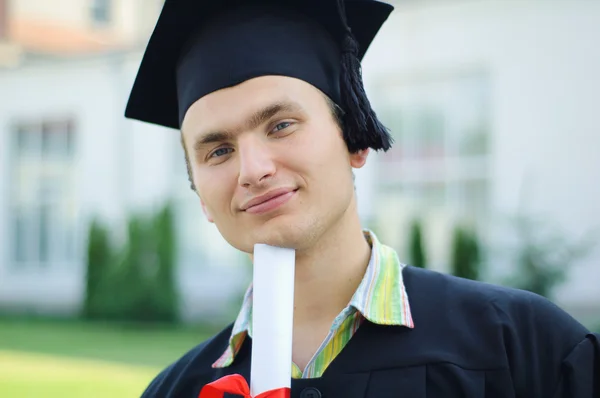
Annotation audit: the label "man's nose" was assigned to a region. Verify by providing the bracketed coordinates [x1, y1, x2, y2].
[237, 138, 277, 188]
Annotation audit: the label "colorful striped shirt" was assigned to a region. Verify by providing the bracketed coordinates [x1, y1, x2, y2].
[212, 230, 414, 378]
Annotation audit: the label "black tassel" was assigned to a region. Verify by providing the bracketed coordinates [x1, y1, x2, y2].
[340, 33, 393, 153]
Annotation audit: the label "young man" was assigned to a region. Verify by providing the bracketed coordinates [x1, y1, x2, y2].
[126, 0, 599, 397]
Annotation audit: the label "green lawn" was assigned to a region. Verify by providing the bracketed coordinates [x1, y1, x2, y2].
[0, 317, 222, 397]
[0, 317, 219, 367]
[0, 350, 158, 398]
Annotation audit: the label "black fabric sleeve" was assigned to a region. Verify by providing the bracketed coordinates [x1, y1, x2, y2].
[552, 332, 600, 398]
[491, 289, 595, 396]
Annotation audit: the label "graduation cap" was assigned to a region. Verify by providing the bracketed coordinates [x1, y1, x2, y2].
[125, 0, 395, 152]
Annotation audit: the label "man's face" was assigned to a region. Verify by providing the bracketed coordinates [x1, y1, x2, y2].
[181, 76, 368, 253]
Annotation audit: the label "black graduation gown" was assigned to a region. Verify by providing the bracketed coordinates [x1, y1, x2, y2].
[141, 266, 600, 398]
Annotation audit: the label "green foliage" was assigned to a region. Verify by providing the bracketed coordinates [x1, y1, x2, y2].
[83, 202, 179, 323]
[408, 219, 427, 268]
[83, 219, 112, 319]
[152, 204, 179, 322]
[504, 214, 597, 300]
[450, 225, 482, 281]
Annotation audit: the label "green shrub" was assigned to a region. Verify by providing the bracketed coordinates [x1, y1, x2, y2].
[408, 219, 426, 268]
[83, 218, 112, 319]
[82, 202, 179, 324]
[504, 213, 596, 299]
[147, 203, 178, 323]
[450, 225, 481, 281]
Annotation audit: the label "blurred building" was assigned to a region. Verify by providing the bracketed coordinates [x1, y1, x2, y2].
[0, 0, 249, 322]
[363, 0, 600, 324]
[0, 0, 598, 324]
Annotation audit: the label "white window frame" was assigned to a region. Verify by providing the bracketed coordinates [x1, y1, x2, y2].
[372, 70, 492, 235]
[9, 117, 78, 269]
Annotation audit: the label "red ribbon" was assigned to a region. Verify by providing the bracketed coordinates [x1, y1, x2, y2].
[198, 374, 291, 398]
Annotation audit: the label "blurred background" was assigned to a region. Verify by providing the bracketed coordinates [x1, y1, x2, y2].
[0, 0, 598, 396]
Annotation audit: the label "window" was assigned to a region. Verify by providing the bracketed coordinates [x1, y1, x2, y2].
[379, 73, 490, 164]
[9, 118, 77, 267]
[373, 72, 492, 257]
[90, 0, 111, 25]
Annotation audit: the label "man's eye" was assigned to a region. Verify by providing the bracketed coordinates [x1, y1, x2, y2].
[272, 122, 292, 132]
[210, 147, 233, 158]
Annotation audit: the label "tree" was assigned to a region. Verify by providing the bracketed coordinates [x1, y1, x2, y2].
[83, 218, 112, 319]
[501, 177, 599, 299]
[450, 225, 481, 281]
[504, 213, 597, 299]
[149, 202, 179, 323]
[408, 219, 427, 268]
[82, 202, 180, 324]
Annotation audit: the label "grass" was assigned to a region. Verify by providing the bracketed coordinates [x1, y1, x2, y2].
[0, 350, 158, 398]
[0, 316, 219, 367]
[0, 317, 224, 397]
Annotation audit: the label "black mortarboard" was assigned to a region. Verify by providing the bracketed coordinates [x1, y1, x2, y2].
[125, 0, 394, 152]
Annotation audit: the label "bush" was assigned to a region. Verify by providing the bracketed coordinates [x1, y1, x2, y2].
[503, 213, 597, 300]
[450, 225, 481, 281]
[83, 218, 112, 319]
[408, 219, 427, 268]
[146, 203, 178, 323]
[83, 202, 179, 323]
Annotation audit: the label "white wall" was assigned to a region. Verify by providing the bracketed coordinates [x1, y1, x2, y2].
[0, 51, 248, 317]
[0, 54, 130, 312]
[363, 0, 600, 316]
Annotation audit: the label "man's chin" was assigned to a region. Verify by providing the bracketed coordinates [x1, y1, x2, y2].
[251, 231, 302, 250]
[220, 213, 319, 253]
[249, 218, 314, 250]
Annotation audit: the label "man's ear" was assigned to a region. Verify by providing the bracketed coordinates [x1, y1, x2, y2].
[200, 199, 214, 223]
[349, 148, 370, 169]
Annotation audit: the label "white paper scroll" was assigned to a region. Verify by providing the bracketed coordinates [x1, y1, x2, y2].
[250, 244, 296, 396]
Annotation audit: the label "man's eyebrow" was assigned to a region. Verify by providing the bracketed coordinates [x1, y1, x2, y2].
[192, 101, 303, 151]
[246, 101, 302, 132]
[193, 131, 233, 151]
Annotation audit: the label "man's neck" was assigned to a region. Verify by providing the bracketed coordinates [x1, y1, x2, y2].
[292, 205, 372, 328]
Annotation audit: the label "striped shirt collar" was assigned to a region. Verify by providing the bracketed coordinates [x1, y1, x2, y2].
[212, 230, 414, 368]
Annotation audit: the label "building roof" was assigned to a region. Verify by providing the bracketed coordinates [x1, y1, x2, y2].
[8, 18, 127, 56]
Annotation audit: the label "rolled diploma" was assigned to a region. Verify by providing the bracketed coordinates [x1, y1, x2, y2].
[250, 244, 296, 396]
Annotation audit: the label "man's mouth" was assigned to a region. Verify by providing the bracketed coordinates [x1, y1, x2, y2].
[242, 188, 298, 215]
